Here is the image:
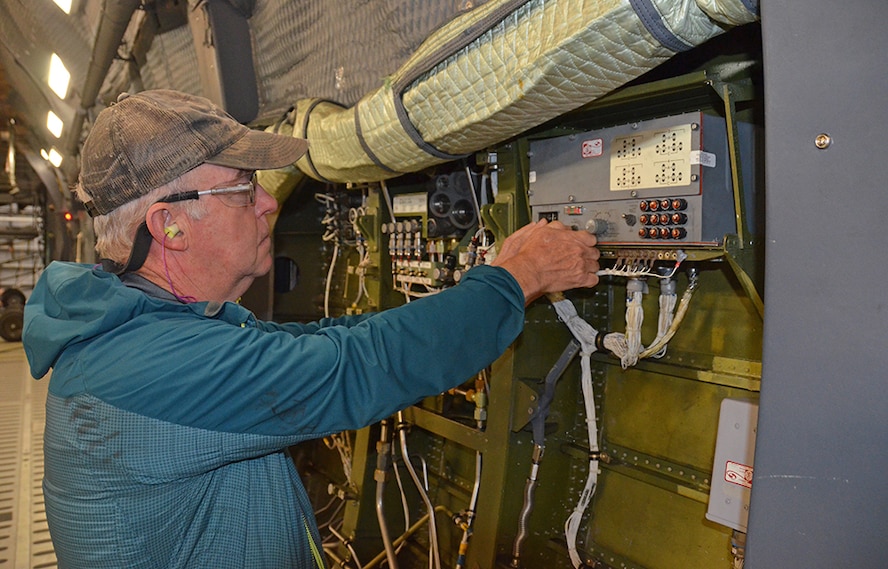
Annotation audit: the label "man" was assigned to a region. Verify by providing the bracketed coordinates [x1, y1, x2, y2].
[23, 90, 599, 568]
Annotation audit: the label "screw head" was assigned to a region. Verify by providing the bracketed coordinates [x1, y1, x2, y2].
[815, 133, 832, 149]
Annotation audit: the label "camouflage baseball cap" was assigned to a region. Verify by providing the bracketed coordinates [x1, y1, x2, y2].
[79, 90, 308, 216]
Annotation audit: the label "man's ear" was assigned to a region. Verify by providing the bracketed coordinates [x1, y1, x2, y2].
[145, 203, 188, 251]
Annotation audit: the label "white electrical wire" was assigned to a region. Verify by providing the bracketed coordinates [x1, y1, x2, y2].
[638, 272, 698, 359]
[324, 243, 339, 319]
[550, 297, 599, 568]
[324, 432, 355, 487]
[596, 250, 687, 280]
[651, 283, 677, 358]
[624, 286, 644, 367]
[564, 353, 599, 568]
[603, 271, 699, 367]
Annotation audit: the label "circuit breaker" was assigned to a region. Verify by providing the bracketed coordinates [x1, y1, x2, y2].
[528, 112, 739, 246]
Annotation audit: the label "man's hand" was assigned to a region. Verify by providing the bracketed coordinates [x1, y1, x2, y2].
[492, 219, 600, 305]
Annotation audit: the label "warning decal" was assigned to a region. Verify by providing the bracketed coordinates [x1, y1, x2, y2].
[725, 461, 754, 489]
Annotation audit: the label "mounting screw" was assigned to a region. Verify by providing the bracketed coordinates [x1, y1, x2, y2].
[814, 133, 832, 149]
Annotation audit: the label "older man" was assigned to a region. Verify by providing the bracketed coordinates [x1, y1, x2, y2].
[23, 90, 599, 568]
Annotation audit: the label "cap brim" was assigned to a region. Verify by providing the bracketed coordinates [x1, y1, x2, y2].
[206, 129, 308, 171]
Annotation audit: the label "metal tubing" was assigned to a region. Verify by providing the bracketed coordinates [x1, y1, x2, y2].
[455, 451, 482, 569]
[364, 506, 452, 569]
[374, 420, 399, 569]
[510, 444, 544, 567]
[397, 411, 441, 569]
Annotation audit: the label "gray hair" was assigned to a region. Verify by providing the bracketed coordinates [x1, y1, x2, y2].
[75, 170, 208, 264]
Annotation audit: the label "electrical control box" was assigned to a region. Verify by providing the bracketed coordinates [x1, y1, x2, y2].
[528, 112, 740, 247]
[706, 398, 759, 532]
[382, 171, 480, 290]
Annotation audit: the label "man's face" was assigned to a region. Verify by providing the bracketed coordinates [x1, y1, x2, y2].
[183, 164, 279, 300]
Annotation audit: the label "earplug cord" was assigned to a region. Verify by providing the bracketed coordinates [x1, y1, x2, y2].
[162, 231, 196, 303]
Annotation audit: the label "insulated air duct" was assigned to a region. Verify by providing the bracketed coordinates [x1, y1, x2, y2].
[274, 0, 758, 184]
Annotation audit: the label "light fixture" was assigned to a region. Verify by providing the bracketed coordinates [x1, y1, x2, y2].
[48, 148, 63, 167]
[40, 149, 49, 161]
[52, 0, 72, 14]
[48, 54, 70, 99]
[47, 111, 64, 138]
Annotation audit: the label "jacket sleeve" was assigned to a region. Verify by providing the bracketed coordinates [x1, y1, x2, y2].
[78, 265, 525, 438]
[257, 312, 376, 335]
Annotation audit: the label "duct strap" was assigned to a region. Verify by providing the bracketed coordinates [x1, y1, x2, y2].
[739, 0, 759, 16]
[628, 0, 694, 53]
[390, 0, 532, 160]
[299, 98, 345, 183]
[355, 103, 400, 174]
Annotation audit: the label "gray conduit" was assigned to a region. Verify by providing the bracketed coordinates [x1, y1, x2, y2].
[66, 0, 141, 156]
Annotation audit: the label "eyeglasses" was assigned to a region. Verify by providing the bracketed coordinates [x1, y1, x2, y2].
[158, 173, 256, 208]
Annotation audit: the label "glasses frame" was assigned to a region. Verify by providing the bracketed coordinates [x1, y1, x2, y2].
[158, 173, 257, 208]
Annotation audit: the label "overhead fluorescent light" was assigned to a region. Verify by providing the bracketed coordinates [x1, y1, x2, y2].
[53, 0, 73, 14]
[48, 148, 63, 167]
[47, 111, 64, 138]
[48, 54, 70, 99]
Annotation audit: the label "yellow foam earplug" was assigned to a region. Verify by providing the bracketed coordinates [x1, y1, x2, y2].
[164, 223, 180, 239]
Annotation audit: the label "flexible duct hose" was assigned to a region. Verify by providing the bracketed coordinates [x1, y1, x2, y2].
[271, 0, 754, 185]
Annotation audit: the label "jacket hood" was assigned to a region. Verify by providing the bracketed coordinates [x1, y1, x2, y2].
[23, 262, 188, 378]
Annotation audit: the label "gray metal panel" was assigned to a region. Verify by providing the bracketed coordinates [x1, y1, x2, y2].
[749, 2, 888, 567]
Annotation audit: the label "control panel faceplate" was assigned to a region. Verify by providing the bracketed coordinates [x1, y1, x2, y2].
[529, 112, 735, 246]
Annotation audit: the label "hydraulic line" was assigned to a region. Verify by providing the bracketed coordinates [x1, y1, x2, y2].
[329, 525, 364, 569]
[363, 506, 453, 569]
[396, 411, 442, 569]
[510, 443, 543, 568]
[455, 451, 482, 569]
[511, 339, 581, 567]
[374, 420, 399, 569]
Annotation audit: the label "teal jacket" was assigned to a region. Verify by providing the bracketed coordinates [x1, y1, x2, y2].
[23, 261, 524, 569]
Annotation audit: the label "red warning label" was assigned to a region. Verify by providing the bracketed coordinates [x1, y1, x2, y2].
[582, 138, 603, 158]
[725, 461, 754, 489]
